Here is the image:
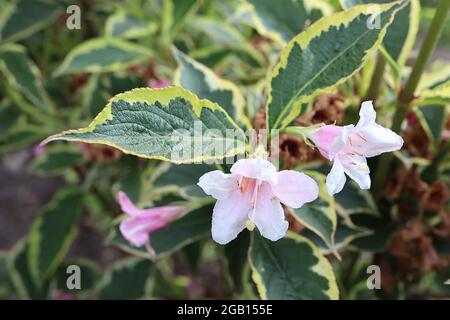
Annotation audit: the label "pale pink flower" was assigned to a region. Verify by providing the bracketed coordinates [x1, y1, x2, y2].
[197, 158, 318, 244]
[308, 101, 403, 195]
[308, 124, 343, 159]
[118, 191, 186, 247]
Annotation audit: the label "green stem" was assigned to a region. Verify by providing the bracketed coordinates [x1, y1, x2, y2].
[281, 125, 321, 138]
[399, 0, 450, 105]
[364, 54, 386, 102]
[372, 0, 450, 198]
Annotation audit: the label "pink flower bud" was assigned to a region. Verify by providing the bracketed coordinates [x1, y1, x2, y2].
[118, 191, 185, 247]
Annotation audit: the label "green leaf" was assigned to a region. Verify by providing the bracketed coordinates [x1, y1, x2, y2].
[0, 0, 61, 43]
[0, 252, 11, 298]
[53, 38, 152, 76]
[348, 281, 378, 300]
[224, 230, 250, 293]
[56, 259, 101, 295]
[80, 74, 107, 117]
[151, 203, 214, 256]
[105, 11, 157, 39]
[382, 0, 420, 66]
[341, 0, 420, 66]
[417, 80, 450, 105]
[30, 145, 83, 175]
[162, 0, 200, 39]
[154, 162, 215, 198]
[249, 231, 339, 299]
[414, 104, 447, 148]
[290, 171, 337, 251]
[190, 46, 233, 69]
[173, 47, 247, 124]
[98, 258, 153, 300]
[419, 62, 450, 90]
[7, 240, 50, 299]
[350, 213, 393, 252]
[415, 265, 450, 297]
[246, 0, 332, 44]
[43, 87, 247, 164]
[192, 18, 264, 66]
[303, 214, 370, 254]
[0, 126, 49, 153]
[28, 188, 83, 286]
[0, 101, 23, 137]
[266, 1, 406, 129]
[111, 203, 214, 259]
[0, 44, 54, 113]
[334, 181, 378, 216]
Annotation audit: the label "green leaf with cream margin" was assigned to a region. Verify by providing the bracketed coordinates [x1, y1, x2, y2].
[162, 0, 200, 40]
[289, 171, 337, 254]
[98, 258, 153, 299]
[105, 11, 157, 39]
[340, 0, 420, 67]
[42, 87, 247, 164]
[0, 44, 54, 113]
[413, 104, 447, 149]
[416, 81, 450, 105]
[249, 231, 339, 300]
[244, 0, 332, 45]
[419, 62, 450, 91]
[191, 17, 264, 66]
[0, 0, 61, 43]
[28, 188, 83, 286]
[53, 38, 152, 76]
[334, 181, 378, 216]
[266, 1, 406, 130]
[303, 214, 371, 255]
[172, 47, 249, 126]
[7, 240, 50, 299]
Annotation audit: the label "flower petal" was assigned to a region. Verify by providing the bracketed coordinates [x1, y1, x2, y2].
[211, 189, 252, 245]
[119, 215, 166, 247]
[326, 158, 347, 195]
[329, 125, 354, 160]
[271, 170, 319, 208]
[250, 182, 288, 241]
[118, 191, 144, 216]
[356, 100, 376, 128]
[351, 124, 404, 157]
[309, 125, 343, 159]
[230, 157, 278, 183]
[197, 170, 238, 200]
[340, 153, 371, 190]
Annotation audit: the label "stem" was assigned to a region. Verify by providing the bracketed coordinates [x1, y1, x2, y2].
[372, 0, 450, 198]
[399, 0, 450, 105]
[282, 125, 322, 138]
[364, 54, 386, 102]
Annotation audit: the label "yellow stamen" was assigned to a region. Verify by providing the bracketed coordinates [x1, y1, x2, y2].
[246, 220, 255, 231]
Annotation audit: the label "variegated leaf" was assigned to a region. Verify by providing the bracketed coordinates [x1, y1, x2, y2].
[43, 87, 247, 164]
[266, 1, 406, 129]
[249, 231, 339, 300]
